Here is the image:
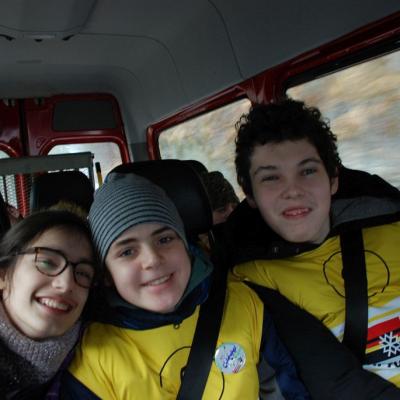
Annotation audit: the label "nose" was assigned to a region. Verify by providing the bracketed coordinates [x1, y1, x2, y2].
[140, 245, 161, 270]
[281, 178, 304, 199]
[51, 265, 75, 291]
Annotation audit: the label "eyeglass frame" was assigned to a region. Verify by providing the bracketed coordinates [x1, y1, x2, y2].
[14, 246, 95, 289]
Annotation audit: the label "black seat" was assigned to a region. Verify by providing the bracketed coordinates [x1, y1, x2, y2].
[110, 160, 212, 242]
[183, 159, 208, 176]
[0, 192, 11, 237]
[30, 170, 94, 213]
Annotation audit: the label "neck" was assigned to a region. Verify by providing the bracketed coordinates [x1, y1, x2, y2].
[0, 301, 80, 384]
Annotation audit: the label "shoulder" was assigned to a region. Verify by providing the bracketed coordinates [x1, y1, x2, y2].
[78, 321, 129, 352]
[68, 321, 128, 372]
[223, 281, 265, 353]
[226, 280, 264, 314]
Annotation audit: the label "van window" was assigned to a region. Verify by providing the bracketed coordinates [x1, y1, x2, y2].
[48, 142, 122, 188]
[287, 50, 400, 187]
[158, 98, 251, 198]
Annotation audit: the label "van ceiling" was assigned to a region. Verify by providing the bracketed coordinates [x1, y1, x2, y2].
[0, 0, 398, 146]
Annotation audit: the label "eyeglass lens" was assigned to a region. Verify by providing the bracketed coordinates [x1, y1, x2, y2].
[35, 248, 94, 288]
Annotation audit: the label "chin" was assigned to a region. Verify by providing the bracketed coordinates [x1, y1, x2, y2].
[155, 306, 175, 314]
[282, 231, 313, 243]
[149, 302, 176, 314]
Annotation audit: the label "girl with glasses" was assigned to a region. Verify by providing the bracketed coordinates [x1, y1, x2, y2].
[0, 210, 98, 399]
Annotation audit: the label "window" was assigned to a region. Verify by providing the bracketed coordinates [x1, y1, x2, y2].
[287, 50, 400, 187]
[48, 142, 122, 188]
[158, 98, 251, 198]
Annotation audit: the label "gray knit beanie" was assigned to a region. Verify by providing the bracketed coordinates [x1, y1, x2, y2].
[88, 173, 188, 264]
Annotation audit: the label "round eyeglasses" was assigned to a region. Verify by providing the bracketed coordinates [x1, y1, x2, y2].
[16, 246, 95, 289]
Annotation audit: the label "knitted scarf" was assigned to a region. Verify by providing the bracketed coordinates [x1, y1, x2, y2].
[0, 302, 80, 395]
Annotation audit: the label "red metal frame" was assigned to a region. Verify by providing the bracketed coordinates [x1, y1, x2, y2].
[148, 11, 400, 159]
[0, 93, 131, 215]
[147, 83, 258, 160]
[24, 93, 130, 162]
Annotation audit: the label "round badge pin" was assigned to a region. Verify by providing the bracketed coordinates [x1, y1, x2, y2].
[214, 342, 246, 374]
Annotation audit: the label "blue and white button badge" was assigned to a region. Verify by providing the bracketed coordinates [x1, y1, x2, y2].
[214, 342, 246, 374]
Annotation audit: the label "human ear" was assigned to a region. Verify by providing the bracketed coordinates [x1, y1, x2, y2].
[246, 195, 257, 209]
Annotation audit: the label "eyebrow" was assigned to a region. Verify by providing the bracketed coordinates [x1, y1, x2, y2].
[253, 157, 322, 177]
[111, 226, 174, 249]
[151, 226, 174, 236]
[36, 246, 94, 265]
[112, 237, 137, 248]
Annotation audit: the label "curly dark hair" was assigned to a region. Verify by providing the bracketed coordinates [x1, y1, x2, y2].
[235, 99, 341, 196]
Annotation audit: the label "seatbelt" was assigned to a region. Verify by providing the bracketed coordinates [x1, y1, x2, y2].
[340, 229, 368, 362]
[176, 269, 227, 400]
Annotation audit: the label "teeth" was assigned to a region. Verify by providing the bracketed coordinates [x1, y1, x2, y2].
[284, 208, 308, 216]
[146, 275, 171, 286]
[38, 298, 70, 311]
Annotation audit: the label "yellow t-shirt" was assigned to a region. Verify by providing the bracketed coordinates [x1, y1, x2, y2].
[69, 282, 263, 399]
[233, 222, 400, 385]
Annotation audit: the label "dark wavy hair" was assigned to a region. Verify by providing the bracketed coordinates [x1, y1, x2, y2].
[235, 99, 342, 196]
[0, 210, 94, 268]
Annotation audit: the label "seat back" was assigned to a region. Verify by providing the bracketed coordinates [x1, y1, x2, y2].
[183, 159, 208, 175]
[110, 159, 213, 242]
[30, 170, 94, 213]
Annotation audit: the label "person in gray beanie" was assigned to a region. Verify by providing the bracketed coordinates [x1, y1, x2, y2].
[62, 172, 310, 399]
[88, 173, 188, 266]
[88, 172, 194, 314]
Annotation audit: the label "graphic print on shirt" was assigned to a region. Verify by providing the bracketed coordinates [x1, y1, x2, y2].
[323, 246, 400, 381]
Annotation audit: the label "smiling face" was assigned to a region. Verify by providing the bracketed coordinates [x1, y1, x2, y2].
[248, 139, 338, 244]
[105, 223, 191, 314]
[1, 227, 93, 340]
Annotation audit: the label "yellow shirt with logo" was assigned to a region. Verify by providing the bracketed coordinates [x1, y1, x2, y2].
[233, 222, 400, 386]
[69, 282, 262, 400]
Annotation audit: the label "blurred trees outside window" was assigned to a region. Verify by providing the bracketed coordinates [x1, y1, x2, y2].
[288, 50, 400, 187]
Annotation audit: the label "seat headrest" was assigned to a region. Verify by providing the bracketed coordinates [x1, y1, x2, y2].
[333, 166, 400, 200]
[0, 192, 11, 237]
[30, 170, 94, 213]
[109, 160, 213, 240]
[183, 159, 208, 175]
